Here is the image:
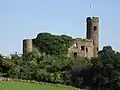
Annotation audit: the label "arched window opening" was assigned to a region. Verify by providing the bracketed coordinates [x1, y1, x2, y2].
[94, 26, 97, 31]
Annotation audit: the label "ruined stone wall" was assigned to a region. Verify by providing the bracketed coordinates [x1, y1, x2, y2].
[68, 38, 94, 58]
[22, 16, 99, 57]
[92, 17, 99, 57]
[23, 39, 33, 53]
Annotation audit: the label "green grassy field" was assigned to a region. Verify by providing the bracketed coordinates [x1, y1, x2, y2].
[0, 81, 77, 90]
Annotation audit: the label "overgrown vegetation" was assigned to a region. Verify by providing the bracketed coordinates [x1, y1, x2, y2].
[0, 33, 120, 90]
[33, 33, 73, 55]
[0, 52, 90, 87]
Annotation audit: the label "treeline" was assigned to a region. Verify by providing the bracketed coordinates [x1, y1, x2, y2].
[0, 33, 120, 90]
[0, 52, 90, 86]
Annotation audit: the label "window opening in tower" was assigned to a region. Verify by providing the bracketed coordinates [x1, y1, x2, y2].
[94, 26, 97, 31]
[86, 47, 88, 52]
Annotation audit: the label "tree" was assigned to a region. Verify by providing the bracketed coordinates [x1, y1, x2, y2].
[91, 46, 120, 89]
[70, 46, 120, 89]
[33, 33, 73, 55]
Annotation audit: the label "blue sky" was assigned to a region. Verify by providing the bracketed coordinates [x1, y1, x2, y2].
[0, 0, 120, 55]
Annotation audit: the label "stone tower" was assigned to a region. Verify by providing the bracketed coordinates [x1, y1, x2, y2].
[86, 16, 99, 57]
[23, 39, 33, 53]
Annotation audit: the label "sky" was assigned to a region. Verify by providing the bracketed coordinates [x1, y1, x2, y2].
[0, 0, 120, 55]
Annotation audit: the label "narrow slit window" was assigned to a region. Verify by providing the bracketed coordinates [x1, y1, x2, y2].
[86, 48, 88, 52]
[97, 47, 99, 51]
[93, 41, 95, 45]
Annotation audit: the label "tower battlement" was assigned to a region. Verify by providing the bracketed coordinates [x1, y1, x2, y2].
[92, 17, 99, 22]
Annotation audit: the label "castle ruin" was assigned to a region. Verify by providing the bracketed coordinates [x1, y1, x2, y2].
[23, 16, 99, 58]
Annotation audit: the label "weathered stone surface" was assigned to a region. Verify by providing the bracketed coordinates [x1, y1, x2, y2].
[23, 16, 99, 58]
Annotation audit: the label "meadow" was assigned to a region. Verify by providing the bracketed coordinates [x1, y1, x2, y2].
[0, 81, 78, 90]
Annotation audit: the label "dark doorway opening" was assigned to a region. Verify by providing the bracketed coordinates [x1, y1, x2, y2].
[74, 52, 77, 57]
[81, 46, 85, 51]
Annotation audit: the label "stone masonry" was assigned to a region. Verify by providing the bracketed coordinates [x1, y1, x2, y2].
[68, 16, 99, 58]
[23, 16, 99, 58]
[23, 39, 32, 53]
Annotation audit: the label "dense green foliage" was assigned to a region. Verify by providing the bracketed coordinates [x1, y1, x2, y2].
[0, 32, 120, 90]
[0, 52, 91, 86]
[33, 33, 73, 55]
[72, 46, 120, 90]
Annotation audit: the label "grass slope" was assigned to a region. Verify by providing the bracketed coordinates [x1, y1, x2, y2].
[0, 81, 76, 90]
